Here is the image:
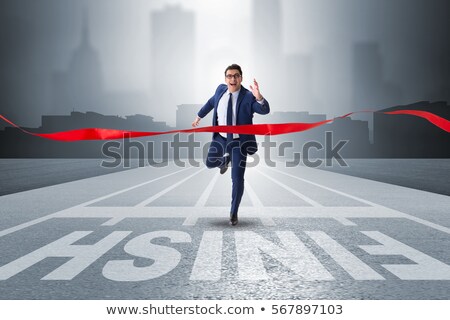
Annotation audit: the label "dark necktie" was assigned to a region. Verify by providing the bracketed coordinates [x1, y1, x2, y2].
[226, 93, 233, 145]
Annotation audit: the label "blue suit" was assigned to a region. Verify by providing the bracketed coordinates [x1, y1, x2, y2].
[197, 84, 270, 215]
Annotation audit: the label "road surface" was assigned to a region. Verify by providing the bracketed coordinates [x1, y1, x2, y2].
[0, 162, 449, 299]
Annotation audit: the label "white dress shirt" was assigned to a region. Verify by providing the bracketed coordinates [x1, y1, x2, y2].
[214, 88, 265, 139]
[217, 89, 240, 139]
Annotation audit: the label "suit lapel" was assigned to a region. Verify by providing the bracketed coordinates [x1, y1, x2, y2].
[236, 86, 247, 120]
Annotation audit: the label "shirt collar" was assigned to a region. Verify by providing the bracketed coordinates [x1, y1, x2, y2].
[227, 88, 241, 98]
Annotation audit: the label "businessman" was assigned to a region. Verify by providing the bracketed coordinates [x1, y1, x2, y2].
[192, 64, 270, 225]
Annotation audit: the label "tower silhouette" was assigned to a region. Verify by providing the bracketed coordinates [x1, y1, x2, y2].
[150, 5, 196, 125]
[52, 9, 103, 115]
[251, 0, 284, 108]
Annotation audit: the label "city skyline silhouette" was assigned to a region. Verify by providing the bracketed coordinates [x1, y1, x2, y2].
[1, 0, 449, 130]
[1, 99, 449, 159]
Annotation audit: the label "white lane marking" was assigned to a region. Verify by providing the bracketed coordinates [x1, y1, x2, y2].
[306, 231, 384, 280]
[194, 171, 220, 207]
[79, 166, 193, 208]
[190, 231, 223, 281]
[399, 215, 450, 235]
[181, 169, 218, 224]
[182, 216, 200, 226]
[0, 166, 193, 238]
[245, 180, 275, 226]
[265, 166, 450, 235]
[265, 166, 379, 207]
[0, 231, 131, 280]
[235, 231, 334, 281]
[256, 169, 322, 207]
[101, 217, 125, 226]
[245, 180, 264, 207]
[102, 231, 191, 282]
[52, 206, 406, 226]
[333, 217, 357, 226]
[135, 168, 206, 207]
[0, 214, 59, 238]
[360, 231, 450, 280]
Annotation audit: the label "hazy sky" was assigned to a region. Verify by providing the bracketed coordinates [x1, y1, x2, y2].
[84, 0, 450, 93]
[74, 0, 252, 92]
[1, 0, 449, 127]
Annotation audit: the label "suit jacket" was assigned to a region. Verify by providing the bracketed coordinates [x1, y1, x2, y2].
[197, 84, 270, 155]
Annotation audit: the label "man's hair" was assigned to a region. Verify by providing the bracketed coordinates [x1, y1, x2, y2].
[224, 64, 242, 76]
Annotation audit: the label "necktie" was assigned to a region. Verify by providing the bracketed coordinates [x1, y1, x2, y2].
[226, 93, 233, 145]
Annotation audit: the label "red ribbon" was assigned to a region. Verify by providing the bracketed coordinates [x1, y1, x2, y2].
[1, 109, 449, 142]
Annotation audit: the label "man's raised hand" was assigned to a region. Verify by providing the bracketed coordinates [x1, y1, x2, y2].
[249, 78, 263, 101]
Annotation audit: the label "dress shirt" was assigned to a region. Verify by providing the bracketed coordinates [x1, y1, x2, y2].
[217, 88, 265, 139]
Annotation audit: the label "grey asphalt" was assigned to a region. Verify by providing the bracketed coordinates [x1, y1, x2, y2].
[0, 159, 140, 196]
[1, 158, 449, 196]
[0, 161, 449, 299]
[319, 158, 450, 196]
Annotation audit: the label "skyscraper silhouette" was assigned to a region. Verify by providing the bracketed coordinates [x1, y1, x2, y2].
[251, 0, 284, 108]
[285, 54, 318, 110]
[150, 5, 196, 125]
[374, 101, 450, 158]
[352, 42, 402, 139]
[352, 42, 402, 111]
[52, 10, 103, 115]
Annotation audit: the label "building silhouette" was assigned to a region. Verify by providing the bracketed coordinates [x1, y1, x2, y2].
[2, 101, 449, 158]
[285, 54, 320, 111]
[325, 117, 371, 157]
[264, 111, 371, 159]
[0, 111, 173, 158]
[150, 5, 196, 126]
[52, 11, 103, 115]
[374, 101, 450, 158]
[42, 112, 170, 132]
[352, 42, 403, 141]
[427, 52, 450, 103]
[251, 0, 284, 108]
[51, 10, 151, 119]
[353, 42, 404, 110]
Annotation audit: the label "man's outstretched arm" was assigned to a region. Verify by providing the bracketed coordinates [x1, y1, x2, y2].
[192, 96, 214, 127]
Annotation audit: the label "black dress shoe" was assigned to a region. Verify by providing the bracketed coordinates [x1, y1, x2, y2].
[229, 212, 238, 226]
[219, 154, 231, 175]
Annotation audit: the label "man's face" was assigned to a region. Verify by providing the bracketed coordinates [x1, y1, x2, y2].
[225, 69, 242, 93]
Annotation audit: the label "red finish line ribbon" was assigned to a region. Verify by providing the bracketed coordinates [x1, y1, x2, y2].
[1, 110, 449, 142]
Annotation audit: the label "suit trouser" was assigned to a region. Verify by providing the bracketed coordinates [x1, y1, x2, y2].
[205, 134, 247, 215]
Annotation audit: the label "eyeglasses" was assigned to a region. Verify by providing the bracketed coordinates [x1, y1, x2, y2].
[225, 73, 241, 79]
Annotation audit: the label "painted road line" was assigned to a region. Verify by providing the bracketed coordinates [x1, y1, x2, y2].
[135, 168, 206, 207]
[81, 166, 193, 208]
[265, 166, 380, 207]
[360, 231, 450, 280]
[245, 180, 275, 226]
[0, 166, 193, 238]
[306, 231, 384, 280]
[235, 231, 334, 280]
[52, 206, 406, 223]
[256, 169, 322, 207]
[183, 170, 221, 225]
[190, 231, 223, 281]
[266, 166, 450, 235]
[194, 171, 220, 207]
